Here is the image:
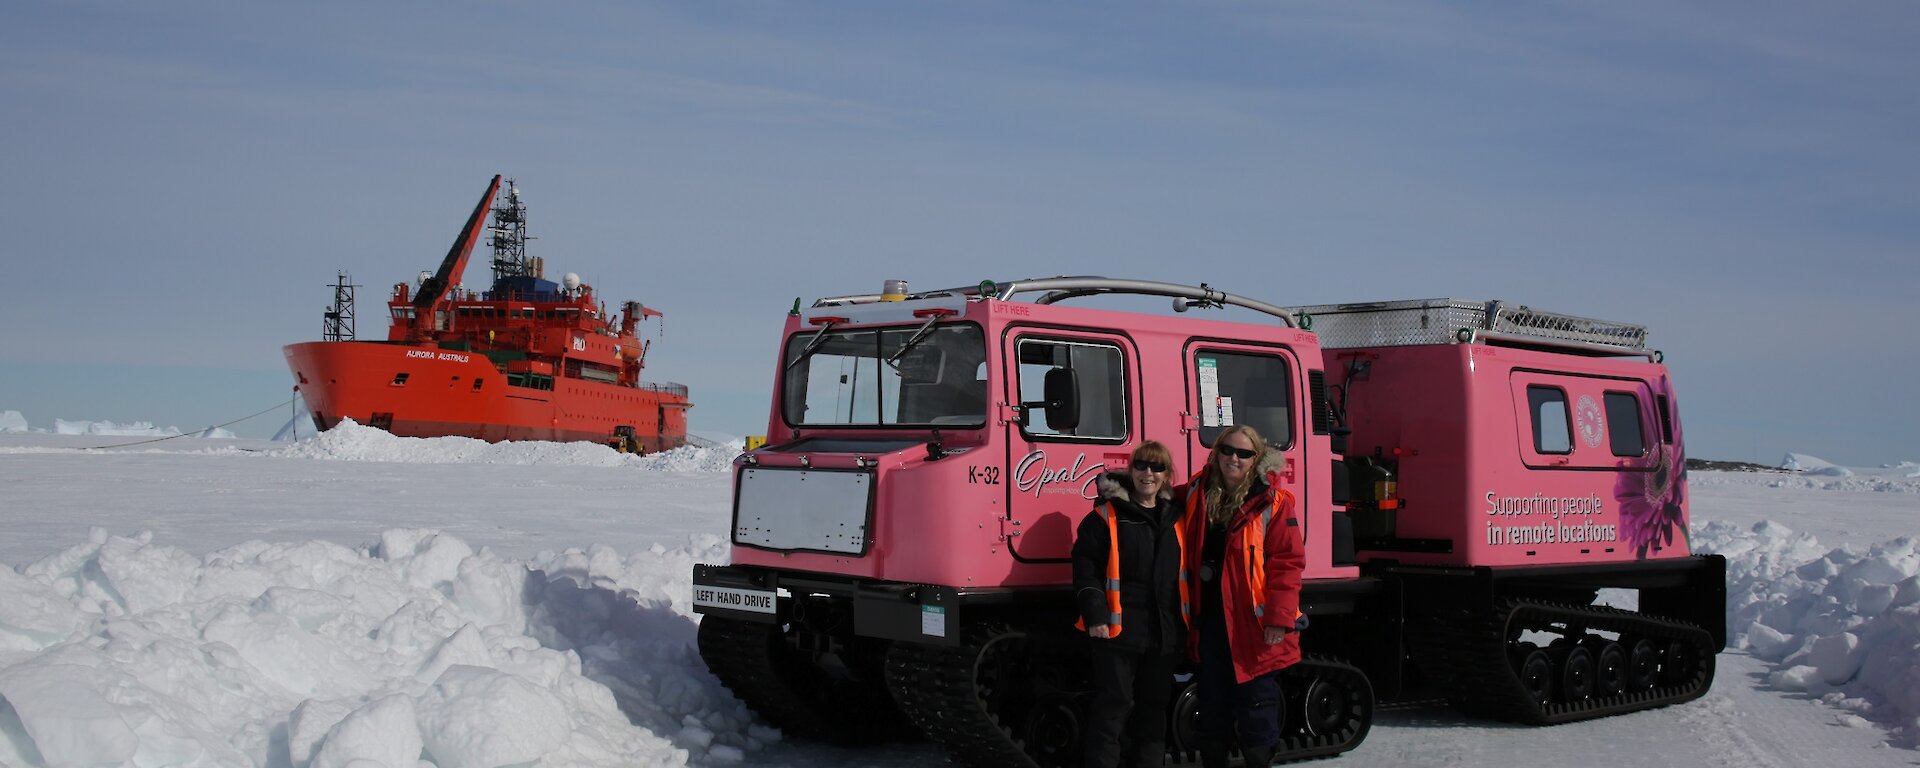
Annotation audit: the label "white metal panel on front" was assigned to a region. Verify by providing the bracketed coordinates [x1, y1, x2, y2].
[734, 468, 873, 554]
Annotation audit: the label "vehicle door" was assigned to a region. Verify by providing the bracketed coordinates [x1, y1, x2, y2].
[1002, 329, 1138, 561]
[1182, 342, 1308, 535]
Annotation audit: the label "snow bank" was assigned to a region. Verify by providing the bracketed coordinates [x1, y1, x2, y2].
[0, 413, 234, 440]
[0, 528, 767, 767]
[1699, 520, 1920, 746]
[0, 410, 30, 433]
[686, 432, 746, 452]
[52, 419, 184, 437]
[269, 420, 739, 472]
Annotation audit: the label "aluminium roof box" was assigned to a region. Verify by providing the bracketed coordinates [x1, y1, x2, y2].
[1288, 298, 1649, 352]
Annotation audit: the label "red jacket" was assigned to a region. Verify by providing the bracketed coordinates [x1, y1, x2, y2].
[1177, 465, 1306, 683]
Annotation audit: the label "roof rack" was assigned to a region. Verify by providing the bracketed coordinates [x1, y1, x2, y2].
[814, 276, 1299, 327]
[1288, 298, 1653, 358]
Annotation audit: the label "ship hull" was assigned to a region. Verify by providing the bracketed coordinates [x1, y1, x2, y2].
[284, 341, 689, 452]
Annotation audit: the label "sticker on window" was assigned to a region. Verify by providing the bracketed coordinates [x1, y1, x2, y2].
[1216, 395, 1234, 427]
[1198, 358, 1221, 426]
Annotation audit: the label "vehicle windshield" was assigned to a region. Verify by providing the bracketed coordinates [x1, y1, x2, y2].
[783, 324, 988, 427]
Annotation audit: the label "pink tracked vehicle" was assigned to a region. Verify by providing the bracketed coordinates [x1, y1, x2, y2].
[693, 278, 1724, 766]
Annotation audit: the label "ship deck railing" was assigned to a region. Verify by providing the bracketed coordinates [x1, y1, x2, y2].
[639, 382, 689, 398]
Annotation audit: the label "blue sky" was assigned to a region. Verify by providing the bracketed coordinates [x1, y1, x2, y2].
[2, 1, 1915, 465]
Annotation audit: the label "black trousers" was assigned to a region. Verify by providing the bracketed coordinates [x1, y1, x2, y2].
[1084, 640, 1179, 768]
[1196, 606, 1283, 751]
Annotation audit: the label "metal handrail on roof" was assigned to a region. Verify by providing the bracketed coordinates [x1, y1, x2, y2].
[813, 276, 1299, 327]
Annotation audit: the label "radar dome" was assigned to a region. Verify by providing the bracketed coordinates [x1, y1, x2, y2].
[563, 272, 581, 291]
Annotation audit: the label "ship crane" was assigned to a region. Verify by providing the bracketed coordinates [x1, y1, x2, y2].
[409, 175, 502, 340]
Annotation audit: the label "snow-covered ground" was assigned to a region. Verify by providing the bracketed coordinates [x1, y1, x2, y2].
[1, 422, 1916, 767]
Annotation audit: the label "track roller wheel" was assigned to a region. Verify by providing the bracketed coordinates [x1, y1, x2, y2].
[1660, 639, 1697, 686]
[1168, 681, 1202, 755]
[1512, 644, 1553, 706]
[1300, 672, 1359, 737]
[1022, 692, 1086, 767]
[1624, 637, 1660, 692]
[1594, 642, 1627, 697]
[1554, 643, 1595, 701]
[1274, 657, 1374, 760]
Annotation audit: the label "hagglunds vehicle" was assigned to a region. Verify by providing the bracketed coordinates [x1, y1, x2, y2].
[692, 277, 1724, 766]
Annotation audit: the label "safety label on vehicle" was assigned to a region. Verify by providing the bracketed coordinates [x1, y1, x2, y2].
[921, 605, 947, 637]
[693, 585, 776, 615]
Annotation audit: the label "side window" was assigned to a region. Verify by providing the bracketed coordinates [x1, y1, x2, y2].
[1016, 338, 1126, 440]
[1195, 352, 1293, 448]
[1528, 385, 1571, 454]
[1604, 391, 1646, 457]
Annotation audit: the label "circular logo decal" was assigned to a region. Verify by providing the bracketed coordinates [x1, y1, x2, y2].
[1575, 394, 1606, 448]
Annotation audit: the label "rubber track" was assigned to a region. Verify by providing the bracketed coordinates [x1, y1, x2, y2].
[697, 616, 903, 745]
[1269, 656, 1374, 763]
[886, 623, 1372, 767]
[885, 621, 1040, 768]
[1415, 599, 1715, 724]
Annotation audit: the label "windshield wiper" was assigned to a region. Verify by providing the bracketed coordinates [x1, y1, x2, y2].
[884, 309, 956, 367]
[785, 318, 842, 370]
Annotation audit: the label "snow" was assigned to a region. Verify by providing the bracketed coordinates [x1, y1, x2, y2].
[0, 410, 237, 440]
[274, 419, 738, 472]
[1, 426, 1917, 766]
[0, 522, 753, 767]
[54, 418, 184, 437]
[1701, 520, 1920, 745]
[1697, 455, 1920, 494]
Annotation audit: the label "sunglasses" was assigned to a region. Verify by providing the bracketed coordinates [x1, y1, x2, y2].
[1130, 459, 1168, 473]
[1215, 445, 1257, 460]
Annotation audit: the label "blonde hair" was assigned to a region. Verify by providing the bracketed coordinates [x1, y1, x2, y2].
[1130, 440, 1174, 500]
[1204, 425, 1267, 526]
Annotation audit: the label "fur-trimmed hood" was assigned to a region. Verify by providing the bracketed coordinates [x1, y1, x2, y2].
[1253, 446, 1286, 478]
[1096, 470, 1174, 503]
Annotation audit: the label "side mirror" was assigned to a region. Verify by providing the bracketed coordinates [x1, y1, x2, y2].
[1043, 367, 1080, 432]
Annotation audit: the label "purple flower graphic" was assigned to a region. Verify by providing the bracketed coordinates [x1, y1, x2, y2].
[1616, 378, 1687, 558]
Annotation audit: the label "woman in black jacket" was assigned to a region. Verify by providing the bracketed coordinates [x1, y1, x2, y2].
[1072, 440, 1187, 768]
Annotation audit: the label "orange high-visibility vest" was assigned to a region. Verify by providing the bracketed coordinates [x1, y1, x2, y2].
[1077, 501, 1193, 637]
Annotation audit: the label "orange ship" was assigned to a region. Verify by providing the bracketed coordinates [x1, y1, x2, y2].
[284, 175, 690, 452]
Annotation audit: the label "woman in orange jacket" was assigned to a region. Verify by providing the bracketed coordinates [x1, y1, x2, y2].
[1176, 425, 1305, 768]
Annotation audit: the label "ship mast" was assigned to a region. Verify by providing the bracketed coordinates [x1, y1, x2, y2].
[322, 271, 357, 341]
[488, 179, 538, 283]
